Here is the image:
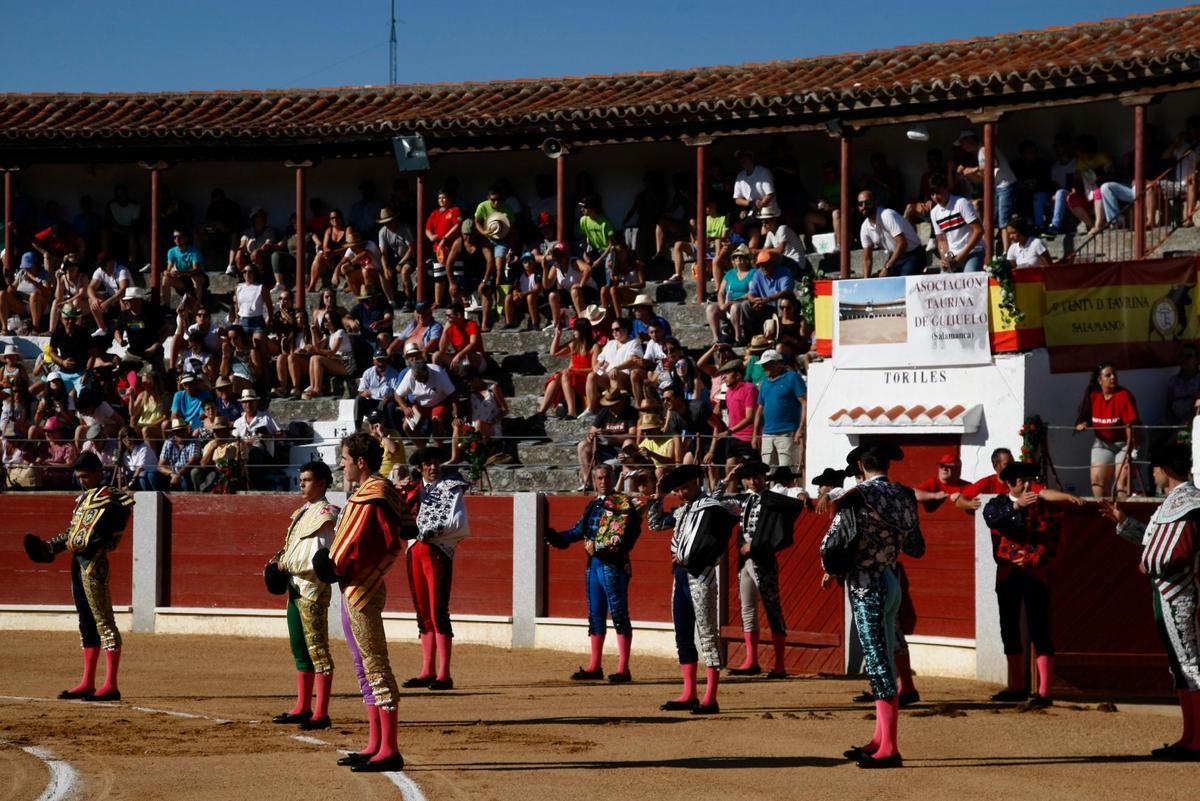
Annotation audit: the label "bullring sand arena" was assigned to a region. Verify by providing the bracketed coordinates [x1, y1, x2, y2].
[1, 631, 1195, 801]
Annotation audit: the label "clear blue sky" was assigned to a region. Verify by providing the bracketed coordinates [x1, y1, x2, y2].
[0, 0, 1186, 93]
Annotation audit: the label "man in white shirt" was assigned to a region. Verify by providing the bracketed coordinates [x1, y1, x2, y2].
[928, 175, 985, 273]
[232, 388, 282, 490]
[955, 130, 1017, 252]
[858, 190, 924, 277]
[395, 341, 456, 442]
[759, 205, 805, 271]
[732, 150, 776, 248]
[357, 347, 400, 428]
[86, 254, 133, 331]
[587, 318, 646, 414]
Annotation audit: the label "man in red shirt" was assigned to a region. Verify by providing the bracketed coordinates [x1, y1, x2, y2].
[435, 301, 485, 373]
[955, 447, 1014, 511]
[915, 452, 968, 509]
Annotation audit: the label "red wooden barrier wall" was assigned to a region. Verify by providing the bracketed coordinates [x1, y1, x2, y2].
[164, 494, 513, 618]
[0, 493, 132, 606]
[1047, 503, 1169, 697]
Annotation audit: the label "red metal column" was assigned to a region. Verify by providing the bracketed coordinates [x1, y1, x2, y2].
[839, 136, 851, 279]
[695, 144, 707, 303]
[415, 172, 427, 304]
[556, 155, 566, 245]
[983, 122, 996, 264]
[3, 170, 12, 273]
[1133, 104, 1147, 260]
[150, 167, 161, 301]
[295, 165, 306, 301]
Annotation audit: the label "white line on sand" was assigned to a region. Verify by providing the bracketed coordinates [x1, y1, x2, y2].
[2, 695, 425, 799]
[22, 745, 79, 801]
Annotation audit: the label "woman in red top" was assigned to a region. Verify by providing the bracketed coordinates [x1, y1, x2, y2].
[535, 318, 599, 419]
[1074, 362, 1139, 498]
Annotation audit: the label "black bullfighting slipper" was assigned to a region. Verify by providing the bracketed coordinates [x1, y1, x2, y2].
[300, 716, 331, 731]
[606, 671, 632, 684]
[659, 699, 698, 711]
[402, 676, 435, 689]
[989, 689, 1029, 702]
[429, 678, 454, 691]
[857, 753, 903, 769]
[727, 665, 762, 676]
[350, 754, 405, 773]
[1151, 744, 1200, 761]
[766, 670, 789, 680]
[570, 667, 604, 681]
[84, 690, 121, 702]
[852, 689, 876, 703]
[690, 702, 720, 715]
[337, 753, 371, 767]
[898, 691, 922, 707]
[844, 746, 872, 761]
[58, 689, 95, 700]
[271, 710, 313, 724]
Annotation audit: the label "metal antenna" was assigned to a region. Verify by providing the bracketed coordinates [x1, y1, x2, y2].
[389, 0, 398, 86]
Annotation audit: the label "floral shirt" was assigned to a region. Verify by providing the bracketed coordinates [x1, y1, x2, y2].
[823, 476, 924, 590]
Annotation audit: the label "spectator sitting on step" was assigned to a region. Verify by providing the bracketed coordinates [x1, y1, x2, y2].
[629, 294, 671, 341]
[164, 228, 207, 308]
[303, 312, 355, 399]
[0, 385, 30, 439]
[158, 416, 200, 491]
[231, 207, 282, 279]
[169, 373, 212, 430]
[347, 287, 393, 349]
[634, 403, 677, 482]
[758, 203, 805, 274]
[48, 254, 87, 335]
[640, 326, 673, 389]
[576, 388, 637, 492]
[193, 416, 241, 493]
[544, 242, 596, 326]
[391, 301, 442, 359]
[179, 330, 216, 384]
[1005, 218, 1051, 269]
[461, 365, 508, 444]
[115, 286, 167, 369]
[86, 253, 133, 333]
[117, 426, 162, 491]
[436, 301, 486, 374]
[532, 212, 560, 269]
[914, 452, 968, 510]
[335, 228, 392, 306]
[1, 252, 53, 334]
[535, 317, 599, 420]
[669, 196, 729, 285]
[1, 344, 29, 391]
[598, 237, 646, 320]
[219, 325, 263, 394]
[312, 287, 346, 333]
[585, 318, 645, 416]
[306, 208, 349, 291]
[356, 347, 401, 429]
[737, 251, 793, 340]
[193, 398, 224, 444]
[395, 341, 456, 444]
[212, 376, 243, 422]
[73, 387, 124, 454]
[503, 252, 543, 331]
[232, 388, 280, 488]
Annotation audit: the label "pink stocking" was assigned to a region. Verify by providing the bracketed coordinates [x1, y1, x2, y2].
[95, 648, 121, 697]
[67, 647, 101, 694]
[739, 631, 760, 669]
[1035, 654, 1054, 697]
[701, 667, 721, 706]
[435, 634, 453, 681]
[870, 697, 899, 759]
[676, 662, 698, 703]
[587, 634, 605, 672]
[615, 633, 631, 674]
[419, 633, 435, 678]
[312, 672, 333, 720]
[370, 706, 399, 762]
[357, 704, 380, 757]
[289, 670, 314, 715]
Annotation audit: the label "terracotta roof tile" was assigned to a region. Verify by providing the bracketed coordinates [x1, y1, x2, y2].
[1, 6, 1198, 151]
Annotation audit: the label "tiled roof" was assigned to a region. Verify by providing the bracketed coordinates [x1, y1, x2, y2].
[1, 6, 1198, 153]
[829, 404, 983, 432]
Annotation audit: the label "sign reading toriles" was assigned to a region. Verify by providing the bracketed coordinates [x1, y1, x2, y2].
[1042, 256, 1198, 373]
[833, 273, 991, 368]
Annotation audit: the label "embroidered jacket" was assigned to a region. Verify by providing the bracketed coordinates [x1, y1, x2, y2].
[276, 497, 339, 602]
[822, 476, 924, 590]
[415, 476, 471, 558]
[1116, 481, 1200, 606]
[329, 474, 412, 610]
[49, 486, 135, 576]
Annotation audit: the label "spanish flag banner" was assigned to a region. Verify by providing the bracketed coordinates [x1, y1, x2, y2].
[1042, 256, 1198, 373]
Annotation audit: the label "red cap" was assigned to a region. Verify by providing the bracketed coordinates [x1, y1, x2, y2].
[937, 452, 960, 466]
[537, 211, 555, 227]
[551, 242, 569, 254]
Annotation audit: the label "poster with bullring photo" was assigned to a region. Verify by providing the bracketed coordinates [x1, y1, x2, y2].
[833, 273, 991, 368]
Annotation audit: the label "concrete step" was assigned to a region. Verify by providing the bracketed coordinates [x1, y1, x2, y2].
[265, 396, 340, 426]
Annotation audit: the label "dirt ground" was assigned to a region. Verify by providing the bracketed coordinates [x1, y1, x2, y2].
[0, 630, 1193, 801]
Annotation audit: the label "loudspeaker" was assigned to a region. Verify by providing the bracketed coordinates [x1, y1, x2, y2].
[540, 138, 566, 159]
[392, 135, 430, 172]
